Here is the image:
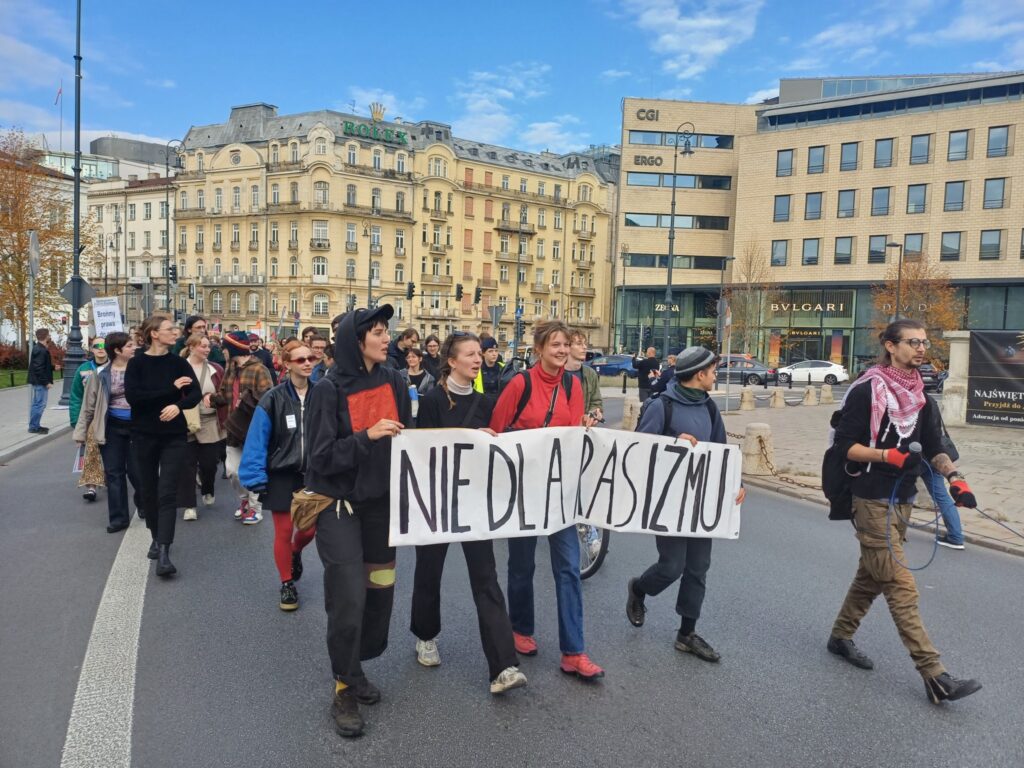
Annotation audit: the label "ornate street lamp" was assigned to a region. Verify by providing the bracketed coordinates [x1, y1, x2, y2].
[663, 122, 695, 358]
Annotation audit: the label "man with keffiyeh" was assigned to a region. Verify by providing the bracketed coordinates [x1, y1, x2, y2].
[827, 319, 982, 705]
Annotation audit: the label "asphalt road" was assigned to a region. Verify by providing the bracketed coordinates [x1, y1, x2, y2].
[1, 436, 1021, 768]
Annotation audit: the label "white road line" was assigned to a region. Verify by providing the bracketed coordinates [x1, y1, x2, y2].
[60, 518, 150, 768]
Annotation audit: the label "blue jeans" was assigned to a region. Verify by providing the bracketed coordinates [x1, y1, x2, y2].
[29, 384, 48, 430]
[924, 466, 963, 545]
[507, 526, 584, 654]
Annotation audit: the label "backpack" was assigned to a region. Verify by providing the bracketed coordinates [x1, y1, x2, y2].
[504, 368, 574, 430]
[636, 391, 717, 437]
[822, 408, 858, 521]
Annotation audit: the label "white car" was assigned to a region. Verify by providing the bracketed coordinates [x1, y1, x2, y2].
[777, 360, 849, 385]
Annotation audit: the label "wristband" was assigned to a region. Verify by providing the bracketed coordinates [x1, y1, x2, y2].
[946, 471, 965, 482]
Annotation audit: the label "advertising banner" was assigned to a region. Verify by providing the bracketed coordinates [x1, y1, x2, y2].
[966, 331, 1024, 429]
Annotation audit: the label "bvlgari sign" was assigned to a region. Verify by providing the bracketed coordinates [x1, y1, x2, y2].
[770, 302, 845, 313]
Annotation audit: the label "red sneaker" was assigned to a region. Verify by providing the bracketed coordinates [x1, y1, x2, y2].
[560, 653, 605, 680]
[513, 632, 537, 656]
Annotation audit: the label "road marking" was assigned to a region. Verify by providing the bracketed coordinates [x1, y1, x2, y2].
[60, 519, 150, 768]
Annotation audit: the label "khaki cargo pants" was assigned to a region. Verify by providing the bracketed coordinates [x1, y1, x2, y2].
[831, 497, 945, 679]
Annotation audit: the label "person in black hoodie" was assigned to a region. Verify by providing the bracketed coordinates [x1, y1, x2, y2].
[304, 305, 412, 739]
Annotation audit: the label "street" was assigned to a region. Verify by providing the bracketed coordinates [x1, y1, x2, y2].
[1, 436, 1022, 768]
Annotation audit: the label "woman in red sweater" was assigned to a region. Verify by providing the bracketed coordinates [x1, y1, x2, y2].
[488, 320, 603, 680]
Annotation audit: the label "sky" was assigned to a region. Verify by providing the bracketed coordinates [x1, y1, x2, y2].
[4, 0, 1024, 155]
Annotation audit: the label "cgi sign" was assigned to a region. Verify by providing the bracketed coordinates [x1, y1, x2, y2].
[636, 108, 660, 121]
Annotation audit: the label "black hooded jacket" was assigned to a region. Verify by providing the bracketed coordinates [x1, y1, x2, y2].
[303, 307, 412, 503]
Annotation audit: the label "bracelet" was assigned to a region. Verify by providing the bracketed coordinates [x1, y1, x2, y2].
[946, 471, 965, 482]
[881, 449, 888, 463]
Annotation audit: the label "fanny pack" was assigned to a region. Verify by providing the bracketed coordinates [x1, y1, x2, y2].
[290, 488, 350, 531]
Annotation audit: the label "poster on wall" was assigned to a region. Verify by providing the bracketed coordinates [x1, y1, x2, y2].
[966, 331, 1024, 429]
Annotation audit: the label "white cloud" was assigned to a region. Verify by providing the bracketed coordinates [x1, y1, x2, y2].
[520, 115, 589, 154]
[781, 56, 823, 73]
[145, 78, 177, 89]
[0, 32, 70, 91]
[344, 86, 427, 122]
[450, 62, 551, 144]
[623, 0, 765, 80]
[909, 2, 1024, 44]
[744, 86, 778, 104]
[601, 68, 632, 79]
[0, 98, 168, 148]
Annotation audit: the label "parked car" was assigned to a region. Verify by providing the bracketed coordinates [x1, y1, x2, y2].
[716, 355, 778, 386]
[919, 363, 942, 391]
[588, 354, 637, 377]
[777, 360, 850, 385]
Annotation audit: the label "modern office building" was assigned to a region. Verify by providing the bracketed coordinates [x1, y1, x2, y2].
[617, 71, 1024, 369]
[172, 103, 619, 347]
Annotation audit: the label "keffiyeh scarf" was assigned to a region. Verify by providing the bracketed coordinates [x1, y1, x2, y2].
[858, 365, 926, 447]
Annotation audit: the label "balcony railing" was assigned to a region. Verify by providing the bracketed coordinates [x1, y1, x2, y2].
[567, 286, 596, 297]
[288, 239, 298, 250]
[200, 274, 266, 286]
[574, 228, 596, 240]
[370, 244, 383, 255]
[248, 241, 259, 251]
[175, 207, 206, 220]
[428, 243, 446, 255]
[394, 247, 406, 258]
[477, 278, 498, 290]
[530, 282, 550, 294]
[310, 238, 330, 250]
[495, 219, 537, 234]
[495, 251, 533, 264]
[267, 161, 303, 173]
[420, 273, 453, 286]
[426, 208, 449, 221]
[345, 241, 358, 253]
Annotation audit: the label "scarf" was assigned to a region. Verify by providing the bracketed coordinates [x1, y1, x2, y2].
[672, 382, 707, 402]
[858, 365, 925, 447]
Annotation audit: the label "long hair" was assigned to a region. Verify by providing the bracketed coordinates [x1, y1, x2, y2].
[878, 318, 926, 366]
[139, 314, 171, 349]
[439, 331, 480, 410]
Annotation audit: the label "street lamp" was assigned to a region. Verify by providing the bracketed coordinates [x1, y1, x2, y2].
[164, 138, 184, 312]
[512, 206, 527, 360]
[886, 241, 904, 320]
[717, 255, 736, 354]
[361, 218, 372, 307]
[619, 243, 629, 353]
[664, 122, 695, 358]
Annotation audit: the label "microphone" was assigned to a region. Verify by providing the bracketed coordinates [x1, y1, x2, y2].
[908, 441, 922, 454]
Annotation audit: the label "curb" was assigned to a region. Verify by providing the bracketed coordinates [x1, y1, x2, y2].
[0, 424, 73, 466]
[741, 475, 1024, 559]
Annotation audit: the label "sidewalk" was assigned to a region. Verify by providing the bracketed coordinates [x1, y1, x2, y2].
[0, 385, 72, 465]
[720, 402, 1024, 557]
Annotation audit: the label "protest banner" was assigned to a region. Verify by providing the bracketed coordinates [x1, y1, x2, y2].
[91, 296, 123, 336]
[389, 427, 742, 546]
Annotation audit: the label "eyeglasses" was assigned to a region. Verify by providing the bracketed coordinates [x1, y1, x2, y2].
[899, 338, 931, 349]
[290, 356, 316, 364]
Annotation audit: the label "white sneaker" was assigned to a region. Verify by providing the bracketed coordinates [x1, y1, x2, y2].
[234, 499, 247, 519]
[416, 638, 441, 667]
[202, 494, 215, 507]
[490, 666, 527, 694]
[241, 508, 263, 525]
[183, 507, 198, 521]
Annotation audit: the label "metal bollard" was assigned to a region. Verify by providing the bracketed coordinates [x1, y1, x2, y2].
[621, 399, 640, 431]
[741, 423, 775, 476]
[802, 385, 819, 406]
[621, 371, 627, 394]
[770, 388, 786, 408]
[788, 373, 792, 390]
[820, 384, 834, 405]
[739, 386, 756, 411]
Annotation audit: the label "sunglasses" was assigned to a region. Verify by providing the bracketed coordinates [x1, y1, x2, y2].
[290, 355, 316, 364]
[92, 343, 105, 349]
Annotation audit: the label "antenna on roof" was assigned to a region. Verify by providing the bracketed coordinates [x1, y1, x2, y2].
[348, 100, 357, 114]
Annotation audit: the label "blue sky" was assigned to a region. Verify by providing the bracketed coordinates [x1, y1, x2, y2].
[4, 0, 1024, 155]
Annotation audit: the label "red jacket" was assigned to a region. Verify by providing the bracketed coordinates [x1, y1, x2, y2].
[489, 364, 584, 433]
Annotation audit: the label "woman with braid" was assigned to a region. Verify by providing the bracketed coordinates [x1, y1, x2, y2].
[409, 331, 526, 695]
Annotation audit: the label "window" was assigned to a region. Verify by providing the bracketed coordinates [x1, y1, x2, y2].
[983, 178, 1006, 209]
[770, 240, 788, 266]
[834, 236, 853, 265]
[290, 257, 298, 277]
[159, 201, 168, 220]
[874, 137, 894, 168]
[128, 232, 136, 250]
[980, 229, 1002, 260]
[290, 143, 299, 163]
[197, 189, 204, 210]
[229, 292, 240, 313]
[868, 235, 888, 264]
[429, 157, 447, 177]
[214, 189, 222, 211]
[144, 231, 151, 249]
[289, 222, 298, 244]
[906, 184, 927, 214]
[538, 209, 546, 227]
[987, 126, 1009, 158]
[270, 257, 278, 277]
[773, 195, 791, 222]
[538, 181, 546, 196]
[290, 183, 298, 204]
[312, 220, 328, 240]
[196, 226, 204, 247]
[248, 293, 260, 313]
[313, 256, 327, 276]
[179, 191, 187, 210]
[837, 189, 856, 218]
[396, 154, 406, 173]
[552, 269, 560, 286]
[947, 130, 968, 161]
[196, 154, 204, 171]
[143, 202, 152, 220]
[270, 294, 278, 314]
[313, 293, 329, 316]
[944, 181, 965, 211]
[520, 178, 528, 193]
[270, 184, 279, 205]
[347, 145, 357, 165]
[909, 134, 931, 164]
[904, 233, 924, 258]
[214, 225, 222, 247]
[807, 145, 825, 174]
[804, 192, 822, 220]
[776, 149, 794, 177]
[372, 188, 381, 212]
[871, 187, 890, 216]
[211, 292, 222, 312]
[552, 240, 560, 260]
[501, 175, 510, 191]
[270, 222, 278, 244]
[395, 229, 405, 250]
[128, 203, 136, 221]
[231, 224, 240, 244]
[314, 181, 329, 205]
[270, 145, 278, 164]
[372, 150, 381, 170]
[802, 238, 820, 266]
[232, 187, 241, 210]
[345, 259, 356, 279]
[840, 142, 859, 171]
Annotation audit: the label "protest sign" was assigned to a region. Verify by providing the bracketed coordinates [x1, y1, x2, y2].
[91, 297, 123, 336]
[390, 427, 742, 546]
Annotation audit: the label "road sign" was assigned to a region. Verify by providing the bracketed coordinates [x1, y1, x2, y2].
[515, 305, 523, 318]
[28, 231, 40, 278]
[59, 276, 96, 306]
[489, 306, 505, 328]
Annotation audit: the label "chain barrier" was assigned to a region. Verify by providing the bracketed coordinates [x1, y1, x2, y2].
[726, 431, 821, 489]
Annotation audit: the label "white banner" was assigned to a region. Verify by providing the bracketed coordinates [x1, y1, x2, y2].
[389, 427, 742, 546]
[91, 297, 123, 336]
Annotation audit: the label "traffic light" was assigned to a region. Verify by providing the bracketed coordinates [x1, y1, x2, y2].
[455, 283, 464, 301]
[346, 293, 356, 312]
[406, 281, 416, 300]
[167, 264, 178, 284]
[641, 326, 652, 346]
[515, 318, 525, 339]
[473, 285, 482, 304]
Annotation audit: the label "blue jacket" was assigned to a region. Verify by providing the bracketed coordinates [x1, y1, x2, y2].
[636, 383, 726, 445]
[239, 378, 305, 491]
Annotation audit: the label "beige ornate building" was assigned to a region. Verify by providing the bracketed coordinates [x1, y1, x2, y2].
[173, 104, 619, 348]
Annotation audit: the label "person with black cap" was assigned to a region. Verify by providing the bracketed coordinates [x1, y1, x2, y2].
[473, 337, 504, 395]
[303, 305, 412, 739]
[625, 346, 746, 662]
[249, 332, 278, 384]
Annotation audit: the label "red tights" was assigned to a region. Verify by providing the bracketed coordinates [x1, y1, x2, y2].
[272, 510, 316, 582]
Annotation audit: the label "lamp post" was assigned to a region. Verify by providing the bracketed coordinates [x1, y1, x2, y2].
[664, 122, 694, 358]
[164, 139, 183, 313]
[512, 209, 527, 360]
[886, 241, 904, 320]
[717, 255, 736, 354]
[619, 243, 629, 353]
[361, 218, 372, 307]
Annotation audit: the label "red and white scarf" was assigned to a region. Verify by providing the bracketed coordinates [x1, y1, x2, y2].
[855, 365, 926, 447]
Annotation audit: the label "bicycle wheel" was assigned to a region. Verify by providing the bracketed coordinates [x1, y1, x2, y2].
[577, 524, 610, 580]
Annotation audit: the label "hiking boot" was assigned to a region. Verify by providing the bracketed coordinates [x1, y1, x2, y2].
[234, 499, 247, 520]
[147, 540, 159, 560]
[675, 632, 721, 663]
[279, 581, 298, 612]
[330, 689, 363, 738]
[626, 578, 646, 627]
[936, 535, 965, 551]
[560, 653, 605, 680]
[416, 638, 441, 667]
[202, 494, 215, 507]
[352, 678, 381, 706]
[183, 507, 198, 521]
[513, 632, 538, 657]
[924, 672, 982, 704]
[827, 635, 874, 670]
[155, 545, 177, 578]
[241, 507, 262, 525]
[490, 666, 527, 694]
[291, 551, 304, 582]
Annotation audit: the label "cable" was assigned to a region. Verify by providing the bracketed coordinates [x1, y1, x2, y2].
[885, 458, 940, 571]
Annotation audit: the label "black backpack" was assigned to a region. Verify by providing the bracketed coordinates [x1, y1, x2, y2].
[504, 367, 574, 430]
[636, 391, 717, 437]
[822, 408, 858, 521]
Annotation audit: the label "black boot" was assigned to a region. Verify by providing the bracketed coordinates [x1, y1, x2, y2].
[147, 540, 159, 560]
[827, 635, 874, 670]
[924, 672, 982, 704]
[156, 544, 177, 578]
[331, 688, 364, 737]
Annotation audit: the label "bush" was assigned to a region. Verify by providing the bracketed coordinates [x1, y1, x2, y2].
[0, 344, 28, 369]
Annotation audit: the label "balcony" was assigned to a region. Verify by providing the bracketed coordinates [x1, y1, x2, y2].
[343, 202, 414, 222]
[345, 163, 414, 182]
[230, 241, 240, 251]
[248, 240, 259, 251]
[568, 285, 596, 297]
[267, 161, 303, 173]
[176, 207, 206, 220]
[345, 241, 358, 253]
[269, 240, 279, 251]
[370, 244, 382, 256]
[194, 243, 204, 253]
[429, 243, 446, 255]
[212, 242, 222, 252]
[530, 282, 550, 294]
[574, 228, 596, 240]
[577, 316, 602, 329]
[416, 306, 461, 320]
[267, 201, 302, 213]
[495, 251, 533, 264]
[175, 169, 205, 180]
[477, 278, 498, 291]
[201, 274, 267, 286]
[310, 238, 330, 250]
[426, 208, 449, 221]
[394, 247, 406, 258]
[312, 274, 329, 284]
[288, 239, 299, 251]
[495, 219, 536, 234]
[574, 258, 594, 270]
[420, 273, 453, 286]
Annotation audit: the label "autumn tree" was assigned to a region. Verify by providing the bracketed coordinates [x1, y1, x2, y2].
[0, 129, 96, 349]
[870, 254, 964, 366]
[724, 241, 771, 355]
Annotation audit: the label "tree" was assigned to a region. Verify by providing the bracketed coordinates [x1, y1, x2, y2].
[723, 242, 771, 355]
[870, 254, 964, 366]
[0, 129, 95, 348]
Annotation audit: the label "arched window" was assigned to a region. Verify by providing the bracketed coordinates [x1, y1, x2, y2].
[211, 291, 222, 312]
[520, 204, 529, 224]
[213, 258, 222, 276]
[232, 186, 241, 209]
[313, 256, 327, 276]
[346, 259, 356, 279]
[270, 257, 278, 277]
[231, 257, 239, 276]
[394, 263, 404, 282]
[270, 144, 279, 164]
[346, 184, 357, 206]
[250, 257, 258, 276]
[271, 183, 279, 204]
[371, 260, 381, 281]
[429, 157, 447, 177]
[289, 256, 298, 277]
[314, 181, 329, 205]
[371, 187, 381, 211]
[197, 189, 205, 209]
[180, 190, 188, 209]
[290, 143, 299, 163]
[248, 292, 260, 313]
[313, 293, 329, 316]
[229, 291, 240, 313]
[314, 137, 327, 155]
[251, 185, 259, 209]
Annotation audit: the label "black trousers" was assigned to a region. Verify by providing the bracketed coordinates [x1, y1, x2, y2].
[635, 536, 713, 622]
[175, 439, 220, 508]
[411, 541, 518, 681]
[315, 498, 395, 686]
[98, 418, 140, 529]
[133, 432, 187, 545]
